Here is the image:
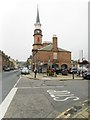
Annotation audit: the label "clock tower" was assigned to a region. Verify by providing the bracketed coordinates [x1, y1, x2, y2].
[33, 6, 43, 50]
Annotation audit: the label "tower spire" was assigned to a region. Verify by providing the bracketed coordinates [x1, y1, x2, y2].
[35, 5, 41, 29]
[36, 5, 40, 23]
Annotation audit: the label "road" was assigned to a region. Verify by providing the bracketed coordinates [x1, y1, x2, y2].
[3, 76, 88, 119]
[1, 70, 20, 102]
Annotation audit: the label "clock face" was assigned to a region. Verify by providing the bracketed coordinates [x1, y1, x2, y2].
[37, 30, 40, 33]
[34, 29, 42, 35]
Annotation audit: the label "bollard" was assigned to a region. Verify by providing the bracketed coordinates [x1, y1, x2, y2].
[72, 72, 74, 79]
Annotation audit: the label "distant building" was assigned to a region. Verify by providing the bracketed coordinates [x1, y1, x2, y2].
[32, 6, 71, 72]
[9, 58, 18, 69]
[0, 50, 10, 70]
[0, 50, 18, 70]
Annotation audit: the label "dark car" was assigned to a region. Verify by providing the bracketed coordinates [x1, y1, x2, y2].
[68, 68, 77, 74]
[83, 71, 90, 80]
[61, 69, 68, 75]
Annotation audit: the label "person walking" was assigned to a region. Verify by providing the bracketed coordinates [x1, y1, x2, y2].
[34, 68, 37, 78]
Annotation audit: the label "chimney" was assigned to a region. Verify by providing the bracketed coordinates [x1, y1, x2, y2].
[52, 35, 58, 51]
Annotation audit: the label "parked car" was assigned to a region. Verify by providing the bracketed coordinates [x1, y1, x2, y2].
[68, 68, 77, 74]
[21, 67, 30, 75]
[10, 67, 15, 70]
[61, 69, 68, 75]
[3, 66, 10, 71]
[82, 71, 90, 80]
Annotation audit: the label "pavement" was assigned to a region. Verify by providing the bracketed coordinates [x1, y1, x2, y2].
[22, 71, 90, 119]
[25, 71, 83, 81]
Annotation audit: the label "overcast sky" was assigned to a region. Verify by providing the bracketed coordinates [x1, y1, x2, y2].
[1, 0, 88, 61]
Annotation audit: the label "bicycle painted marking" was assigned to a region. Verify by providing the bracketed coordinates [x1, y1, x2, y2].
[47, 89, 79, 101]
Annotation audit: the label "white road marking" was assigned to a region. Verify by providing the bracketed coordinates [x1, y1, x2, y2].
[51, 94, 74, 97]
[16, 86, 64, 89]
[13, 75, 22, 87]
[0, 88, 18, 120]
[47, 90, 70, 94]
[47, 90, 79, 101]
[53, 96, 79, 101]
[0, 76, 21, 119]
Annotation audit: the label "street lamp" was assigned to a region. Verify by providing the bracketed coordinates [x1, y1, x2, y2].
[33, 49, 38, 70]
[48, 58, 51, 69]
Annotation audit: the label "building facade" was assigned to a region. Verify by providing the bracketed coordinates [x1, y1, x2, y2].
[0, 50, 18, 70]
[0, 50, 10, 70]
[32, 7, 71, 72]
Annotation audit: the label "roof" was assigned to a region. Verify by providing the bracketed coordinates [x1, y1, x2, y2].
[39, 44, 71, 52]
[40, 44, 52, 51]
[58, 48, 71, 52]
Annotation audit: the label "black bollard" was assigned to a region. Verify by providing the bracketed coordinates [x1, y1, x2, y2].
[34, 68, 37, 78]
[72, 71, 74, 79]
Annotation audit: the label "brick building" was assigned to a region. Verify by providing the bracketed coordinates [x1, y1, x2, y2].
[32, 6, 71, 72]
[0, 50, 18, 70]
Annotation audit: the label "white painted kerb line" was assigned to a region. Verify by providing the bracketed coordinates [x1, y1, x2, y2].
[13, 76, 21, 88]
[0, 88, 18, 120]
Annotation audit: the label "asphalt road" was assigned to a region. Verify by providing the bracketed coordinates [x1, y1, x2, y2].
[1, 70, 20, 102]
[3, 76, 88, 118]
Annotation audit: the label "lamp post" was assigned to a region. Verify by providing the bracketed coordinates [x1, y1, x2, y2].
[34, 49, 38, 70]
[48, 58, 51, 69]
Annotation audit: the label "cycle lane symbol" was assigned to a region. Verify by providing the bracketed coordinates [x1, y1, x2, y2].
[47, 90, 79, 101]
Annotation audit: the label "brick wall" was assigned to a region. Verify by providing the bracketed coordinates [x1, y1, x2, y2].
[58, 51, 71, 68]
[33, 50, 71, 68]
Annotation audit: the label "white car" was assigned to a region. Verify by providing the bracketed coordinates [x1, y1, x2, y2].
[21, 67, 30, 75]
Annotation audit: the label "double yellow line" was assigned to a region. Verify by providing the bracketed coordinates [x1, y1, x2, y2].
[54, 108, 71, 120]
[54, 99, 89, 120]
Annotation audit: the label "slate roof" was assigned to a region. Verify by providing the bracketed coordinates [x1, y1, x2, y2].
[39, 44, 52, 51]
[39, 44, 71, 52]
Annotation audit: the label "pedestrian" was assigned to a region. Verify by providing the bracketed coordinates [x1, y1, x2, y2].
[78, 70, 80, 76]
[77, 70, 81, 76]
[34, 68, 37, 78]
